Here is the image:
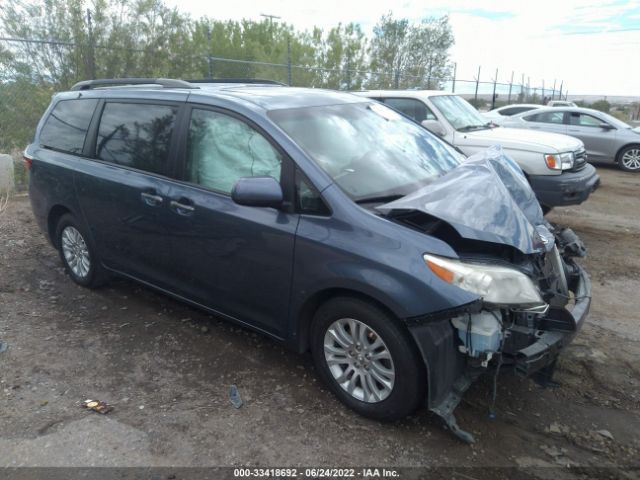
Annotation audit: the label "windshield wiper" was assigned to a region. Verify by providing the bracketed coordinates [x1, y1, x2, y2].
[355, 194, 405, 205]
[458, 124, 489, 132]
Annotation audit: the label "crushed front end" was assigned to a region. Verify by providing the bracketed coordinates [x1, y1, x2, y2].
[377, 147, 593, 443]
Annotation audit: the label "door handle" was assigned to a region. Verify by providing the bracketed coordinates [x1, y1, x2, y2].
[170, 199, 195, 215]
[141, 192, 163, 206]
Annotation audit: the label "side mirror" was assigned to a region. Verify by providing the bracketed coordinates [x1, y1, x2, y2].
[599, 123, 615, 130]
[421, 119, 447, 137]
[231, 176, 283, 208]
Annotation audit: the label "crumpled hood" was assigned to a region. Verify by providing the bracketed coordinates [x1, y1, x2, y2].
[462, 126, 583, 153]
[376, 146, 552, 254]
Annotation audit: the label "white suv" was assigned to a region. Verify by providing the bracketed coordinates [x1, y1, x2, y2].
[354, 90, 599, 210]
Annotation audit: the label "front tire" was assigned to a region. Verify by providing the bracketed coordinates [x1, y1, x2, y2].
[55, 213, 106, 288]
[618, 145, 640, 172]
[311, 297, 426, 421]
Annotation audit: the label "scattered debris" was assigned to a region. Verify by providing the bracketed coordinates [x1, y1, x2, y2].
[548, 423, 562, 434]
[596, 429, 614, 441]
[230, 384, 243, 408]
[81, 399, 112, 414]
[540, 444, 567, 458]
[201, 326, 209, 334]
[0, 341, 8, 353]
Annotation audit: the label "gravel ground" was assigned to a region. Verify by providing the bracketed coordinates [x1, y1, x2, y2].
[0, 165, 639, 478]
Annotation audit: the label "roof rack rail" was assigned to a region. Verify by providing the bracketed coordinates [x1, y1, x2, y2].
[70, 78, 197, 91]
[188, 78, 287, 86]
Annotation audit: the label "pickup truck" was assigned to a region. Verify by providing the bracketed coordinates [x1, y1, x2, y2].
[354, 90, 600, 211]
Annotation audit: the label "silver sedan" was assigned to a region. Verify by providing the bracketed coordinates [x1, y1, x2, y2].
[502, 107, 640, 172]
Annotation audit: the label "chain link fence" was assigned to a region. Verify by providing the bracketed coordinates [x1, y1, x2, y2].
[1, 37, 571, 190]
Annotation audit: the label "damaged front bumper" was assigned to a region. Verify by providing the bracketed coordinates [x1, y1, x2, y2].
[514, 263, 591, 376]
[407, 255, 592, 444]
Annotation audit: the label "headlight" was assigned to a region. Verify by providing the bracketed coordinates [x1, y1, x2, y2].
[424, 254, 545, 307]
[544, 152, 574, 170]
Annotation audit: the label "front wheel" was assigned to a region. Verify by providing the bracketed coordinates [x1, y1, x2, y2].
[618, 146, 640, 172]
[311, 297, 426, 421]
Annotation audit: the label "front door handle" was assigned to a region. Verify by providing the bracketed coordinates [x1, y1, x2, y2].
[170, 199, 195, 215]
[141, 192, 163, 206]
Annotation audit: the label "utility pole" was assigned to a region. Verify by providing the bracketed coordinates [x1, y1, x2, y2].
[86, 9, 96, 79]
[552, 79, 557, 100]
[260, 13, 288, 84]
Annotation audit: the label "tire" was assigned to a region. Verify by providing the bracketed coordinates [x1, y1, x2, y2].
[618, 145, 640, 172]
[310, 297, 426, 421]
[55, 213, 107, 288]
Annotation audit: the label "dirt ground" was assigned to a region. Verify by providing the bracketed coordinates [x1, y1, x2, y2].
[0, 165, 639, 478]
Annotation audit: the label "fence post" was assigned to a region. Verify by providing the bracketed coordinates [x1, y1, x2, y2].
[491, 68, 498, 109]
[552, 79, 557, 100]
[207, 25, 213, 79]
[286, 35, 292, 86]
[474, 65, 481, 102]
[507, 71, 514, 104]
[86, 9, 96, 79]
[345, 59, 351, 91]
[542, 79, 545, 103]
[451, 62, 457, 93]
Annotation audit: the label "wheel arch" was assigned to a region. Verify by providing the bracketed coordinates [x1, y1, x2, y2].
[293, 287, 409, 355]
[47, 205, 74, 248]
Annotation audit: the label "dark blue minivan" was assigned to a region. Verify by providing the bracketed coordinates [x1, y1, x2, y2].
[25, 78, 591, 442]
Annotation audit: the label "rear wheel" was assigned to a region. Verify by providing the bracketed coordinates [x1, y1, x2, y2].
[310, 297, 426, 421]
[618, 146, 640, 172]
[55, 213, 106, 288]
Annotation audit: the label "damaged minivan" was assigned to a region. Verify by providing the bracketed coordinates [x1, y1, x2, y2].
[26, 79, 591, 442]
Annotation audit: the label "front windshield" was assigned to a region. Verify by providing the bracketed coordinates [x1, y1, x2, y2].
[430, 95, 489, 131]
[268, 102, 464, 201]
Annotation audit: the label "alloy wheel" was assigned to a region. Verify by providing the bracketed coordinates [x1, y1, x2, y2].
[621, 148, 640, 171]
[61, 226, 91, 278]
[323, 318, 395, 403]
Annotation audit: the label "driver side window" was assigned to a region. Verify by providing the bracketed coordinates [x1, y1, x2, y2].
[186, 109, 282, 194]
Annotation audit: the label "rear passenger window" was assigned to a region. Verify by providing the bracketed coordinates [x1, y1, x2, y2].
[524, 111, 564, 124]
[186, 109, 282, 194]
[96, 103, 177, 175]
[40, 99, 98, 154]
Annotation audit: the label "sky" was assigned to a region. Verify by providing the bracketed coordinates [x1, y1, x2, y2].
[162, 0, 640, 96]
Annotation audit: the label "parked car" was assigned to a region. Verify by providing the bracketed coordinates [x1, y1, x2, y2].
[502, 106, 640, 172]
[26, 78, 592, 442]
[354, 90, 600, 211]
[547, 100, 577, 107]
[483, 103, 543, 125]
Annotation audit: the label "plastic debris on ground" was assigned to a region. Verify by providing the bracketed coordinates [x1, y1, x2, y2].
[81, 399, 113, 414]
[229, 385, 243, 408]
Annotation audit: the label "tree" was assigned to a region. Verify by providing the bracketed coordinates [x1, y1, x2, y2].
[591, 99, 611, 113]
[368, 12, 454, 89]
